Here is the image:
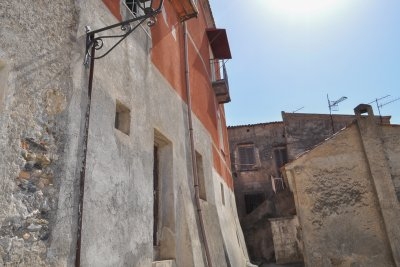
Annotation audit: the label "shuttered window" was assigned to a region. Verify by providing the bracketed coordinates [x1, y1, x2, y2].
[238, 145, 256, 170]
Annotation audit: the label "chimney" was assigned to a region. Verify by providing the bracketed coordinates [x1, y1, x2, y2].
[354, 104, 374, 118]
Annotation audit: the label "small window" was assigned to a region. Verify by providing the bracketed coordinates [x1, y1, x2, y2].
[115, 101, 131, 135]
[244, 193, 265, 214]
[238, 144, 256, 170]
[125, 0, 139, 15]
[196, 152, 207, 201]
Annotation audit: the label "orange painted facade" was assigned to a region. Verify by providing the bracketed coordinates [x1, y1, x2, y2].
[101, 0, 233, 188]
[101, 0, 122, 21]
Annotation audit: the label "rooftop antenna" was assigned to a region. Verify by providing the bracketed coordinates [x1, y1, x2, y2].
[327, 94, 348, 134]
[292, 106, 304, 113]
[369, 95, 400, 123]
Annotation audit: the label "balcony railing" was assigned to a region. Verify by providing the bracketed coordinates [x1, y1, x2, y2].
[211, 59, 230, 104]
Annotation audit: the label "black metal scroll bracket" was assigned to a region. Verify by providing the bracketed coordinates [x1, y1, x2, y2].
[83, 0, 163, 67]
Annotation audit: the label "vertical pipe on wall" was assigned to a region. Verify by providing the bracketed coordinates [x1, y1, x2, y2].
[183, 21, 213, 267]
[75, 34, 95, 267]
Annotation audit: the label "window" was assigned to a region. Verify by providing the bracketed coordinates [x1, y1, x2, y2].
[244, 193, 265, 214]
[115, 101, 131, 135]
[274, 147, 288, 176]
[238, 144, 256, 170]
[125, 0, 138, 14]
[125, 0, 153, 16]
[153, 130, 175, 260]
[195, 152, 207, 201]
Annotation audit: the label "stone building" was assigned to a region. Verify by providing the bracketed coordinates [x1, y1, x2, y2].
[283, 104, 400, 267]
[228, 122, 296, 264]
[0, 1, 253, 266]
[227, 111, 390, 265]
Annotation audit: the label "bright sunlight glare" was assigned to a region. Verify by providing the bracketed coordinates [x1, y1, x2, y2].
[262, 0, 349, 20]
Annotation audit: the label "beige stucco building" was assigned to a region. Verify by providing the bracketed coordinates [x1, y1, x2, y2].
[228, 110, 392, 265]
[283, 104, 400, 267]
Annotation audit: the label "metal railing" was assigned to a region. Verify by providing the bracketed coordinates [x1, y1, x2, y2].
[210, 59, 228, 84]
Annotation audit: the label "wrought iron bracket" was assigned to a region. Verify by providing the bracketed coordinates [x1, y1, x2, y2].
[84, 0, 163, 67]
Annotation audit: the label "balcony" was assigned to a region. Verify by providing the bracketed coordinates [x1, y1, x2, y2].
[211, 60, 230, 104]
[169, 0, 198, 22]
[206, 28, 231, 104]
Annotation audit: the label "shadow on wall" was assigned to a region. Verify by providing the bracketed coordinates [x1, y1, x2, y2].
[241, 189, 297, 265]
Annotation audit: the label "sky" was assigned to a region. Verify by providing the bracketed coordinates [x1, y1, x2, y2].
[209, 0, 400, 126]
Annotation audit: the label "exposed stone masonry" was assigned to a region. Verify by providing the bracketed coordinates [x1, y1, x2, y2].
[0, 1, 77, 265]
[303, 167, 368, 227]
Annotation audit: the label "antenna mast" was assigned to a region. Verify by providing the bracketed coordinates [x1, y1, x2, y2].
[292, 106, 304, 113]
[369, 95, 400, 123]
[327, 94, 348, 134]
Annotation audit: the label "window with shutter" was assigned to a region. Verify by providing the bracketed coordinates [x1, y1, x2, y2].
[238, 144, 256, 170]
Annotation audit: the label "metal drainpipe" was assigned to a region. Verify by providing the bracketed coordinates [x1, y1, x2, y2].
[75, 34, 96, 267]
[183, 21, 213, 267]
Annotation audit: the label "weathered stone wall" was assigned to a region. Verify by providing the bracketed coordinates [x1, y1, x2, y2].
[282, 112, 390, 161]
[228, 123, 296, 264]
[228, 122, 286, 219]
[381, 125, 400, 201]
[0, 1, 79, 266]
[269, 216, 302, 264]
[284, 125, 395, 267]
[354, 107, 400, 265]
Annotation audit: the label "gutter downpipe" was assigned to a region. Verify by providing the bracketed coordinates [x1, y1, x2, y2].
[75, 34, 95, 267]
[183, 21, 213, 267]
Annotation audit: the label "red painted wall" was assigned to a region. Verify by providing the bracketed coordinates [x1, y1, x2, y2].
[102, 0, 122, 21]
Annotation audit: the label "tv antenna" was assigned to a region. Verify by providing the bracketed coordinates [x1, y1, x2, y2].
[368, 95, 400, 123]
[327, 94, 348, 134]
[292, 106, 304, 113]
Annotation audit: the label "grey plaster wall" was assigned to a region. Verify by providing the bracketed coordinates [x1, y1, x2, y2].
[212, 170, 254, 267]
[77, 0, 251, 266]
[77, 3, 224, 265]
[284, 125, 395, 267]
